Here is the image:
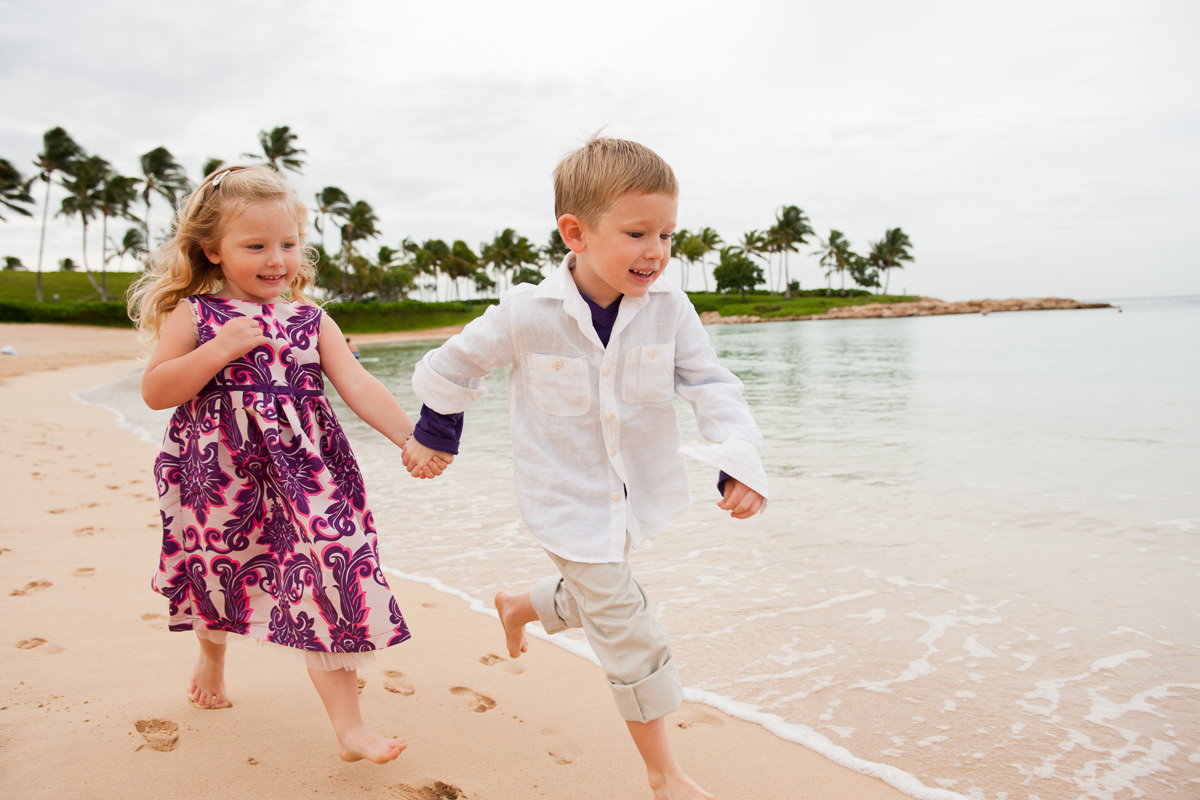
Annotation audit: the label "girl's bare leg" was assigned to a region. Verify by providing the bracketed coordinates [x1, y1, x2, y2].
[189, 634, 232, 709]
[627, 718, 722, 800]
[494, 590, 536, 659]
[307, 667, 407, 764]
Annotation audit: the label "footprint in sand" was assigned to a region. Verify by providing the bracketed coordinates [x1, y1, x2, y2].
[74, 526, 96, 537]
[0, 547, 11, 556]
[141, 613, 166, 630]
[135, 719, 180, 752]
[11, 580, 51, 596]
[72, 567, 96, 578]
[539, 727, 576, 765]
[383, 670, 415, 696]
[357, 677, 366, 695]
[16, 637, 64, 654]
[479, 653, 524, 675]
[676, 708, 726, 730]
[391, 781, 468, 799]
[450, 686, 495, 713]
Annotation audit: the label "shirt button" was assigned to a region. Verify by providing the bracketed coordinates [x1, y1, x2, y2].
[552, 358, 563, 370]
[605, 411, 616, 421]
[602, 365, 611, 376]
[648, 348, 658, 358]
[609, 447, 617, 457]
[611, 492, 621, 502]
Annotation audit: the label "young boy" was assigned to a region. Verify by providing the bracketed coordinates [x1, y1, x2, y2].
[402, 136, 767, 800]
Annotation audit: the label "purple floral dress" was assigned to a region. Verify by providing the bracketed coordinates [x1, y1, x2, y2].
[151, 295, 410, 657]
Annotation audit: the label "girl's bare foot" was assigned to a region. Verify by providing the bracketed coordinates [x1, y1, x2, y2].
[336, 725, 408, 764]
[189, 637, 232, 709]
[494, 590, 531, 659]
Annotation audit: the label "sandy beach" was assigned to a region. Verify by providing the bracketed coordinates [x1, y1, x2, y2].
[0, 322, 914, 800]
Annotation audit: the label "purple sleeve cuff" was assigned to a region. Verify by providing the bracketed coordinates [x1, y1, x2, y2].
[717, 470, 731, 496]
[413, 404, 464, 455]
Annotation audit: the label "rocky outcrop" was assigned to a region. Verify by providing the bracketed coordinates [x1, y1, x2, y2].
[699, 297, 1113, 325]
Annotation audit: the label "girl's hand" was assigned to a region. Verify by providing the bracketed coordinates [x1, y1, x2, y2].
[402, 436, 454, 479]
[718, 478, 764, 519]
[212, 316, 270, 360]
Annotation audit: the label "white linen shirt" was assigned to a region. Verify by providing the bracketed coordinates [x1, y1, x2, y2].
[412, 255, 768, 563]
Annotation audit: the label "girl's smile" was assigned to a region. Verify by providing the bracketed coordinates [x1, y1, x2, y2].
[204, 199, 302, 304]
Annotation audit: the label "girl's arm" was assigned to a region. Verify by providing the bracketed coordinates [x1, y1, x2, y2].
[317, 314, 416, 449]
[142, 302, 269, 410]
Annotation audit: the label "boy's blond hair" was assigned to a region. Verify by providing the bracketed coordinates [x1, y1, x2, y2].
[553, 136, 678, 225]
[127, 164, 318, 341]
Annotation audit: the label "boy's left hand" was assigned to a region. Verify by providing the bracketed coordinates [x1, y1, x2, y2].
[718, 478, 764, 519]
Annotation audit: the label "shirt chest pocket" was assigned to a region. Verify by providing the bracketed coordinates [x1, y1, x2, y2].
[524, 352, 592, 417]
[620, 343, 675, 405]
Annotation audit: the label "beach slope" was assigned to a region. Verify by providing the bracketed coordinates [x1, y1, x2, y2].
[0, 323, 913, 799]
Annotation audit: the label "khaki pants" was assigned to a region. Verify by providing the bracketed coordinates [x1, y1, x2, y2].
[530, 548, 682, 723]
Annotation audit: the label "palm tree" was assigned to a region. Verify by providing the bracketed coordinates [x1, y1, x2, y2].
[671, 229, 697, 290]
[770, 205, 813, 296]
[443, 240, 480, 300]
[201, 157, 225, 179]
[139, 146, 190, 250]
[739, 230, 769, 270]
[695, 227, 723, 292]
[97, 173, 142, 296]
[481, 228, 539, 292]
[0, 158, 35, 220]
[111, 227, 146, 272]
[337, 200, 380, 296]
[245, 126, 306, 174]
[542, 228, 569, 274]
[314, 186, 351, 249]
[872, 227, 915, 295]
[816, 229, 856, 294]
[32, 127, 84, 301]
[58, 154, 111, 299]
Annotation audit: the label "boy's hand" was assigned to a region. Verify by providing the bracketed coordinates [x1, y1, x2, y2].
[718, 478, 764, 519]
[402, 435, 454, 479]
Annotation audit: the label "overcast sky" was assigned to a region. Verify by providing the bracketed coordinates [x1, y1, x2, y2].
[2, 0, 1197, 301]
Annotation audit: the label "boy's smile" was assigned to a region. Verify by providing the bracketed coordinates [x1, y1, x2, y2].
[561, 192, 678, 308]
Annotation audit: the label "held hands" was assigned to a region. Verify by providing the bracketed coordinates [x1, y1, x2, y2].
[402, 435, 454, 480]
[213, 316, 270, 361]
[718, 478, 765, 520]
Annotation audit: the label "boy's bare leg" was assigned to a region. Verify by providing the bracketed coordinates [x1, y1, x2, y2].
[627, 718, 722, 800]
[189, 633, 232, 709]
[494, 590, 535, 659]
[307, 667, 407, 764]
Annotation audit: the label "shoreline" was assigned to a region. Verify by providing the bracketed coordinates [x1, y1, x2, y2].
[699, 296, 1114, 325]
[0, 324, 919, 799]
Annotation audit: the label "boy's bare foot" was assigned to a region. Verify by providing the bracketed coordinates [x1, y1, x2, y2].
[649, 769, 722, 800]
[336, 725, 408, 764]
[494, 590, 530, 659]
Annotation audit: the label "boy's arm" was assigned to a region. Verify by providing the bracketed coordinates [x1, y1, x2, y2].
[672, 300, 769, 501]
[411, 300, 516, 415]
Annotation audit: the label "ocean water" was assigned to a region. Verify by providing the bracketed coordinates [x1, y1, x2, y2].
[82, 296, 1200, 799]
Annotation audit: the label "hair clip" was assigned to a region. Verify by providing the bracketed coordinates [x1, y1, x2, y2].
[212, 169, 232, 187]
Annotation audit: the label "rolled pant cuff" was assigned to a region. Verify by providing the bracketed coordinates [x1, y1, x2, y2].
[530, 575, 570, 634]
[610, 655, 683, 723]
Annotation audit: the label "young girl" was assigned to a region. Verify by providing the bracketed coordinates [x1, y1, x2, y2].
[127, 165, 440, 764]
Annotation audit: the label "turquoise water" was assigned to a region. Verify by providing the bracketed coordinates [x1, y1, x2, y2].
[84, 296, 1200, 800]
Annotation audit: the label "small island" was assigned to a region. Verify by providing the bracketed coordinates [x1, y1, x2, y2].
[700, 296, 1113, 325]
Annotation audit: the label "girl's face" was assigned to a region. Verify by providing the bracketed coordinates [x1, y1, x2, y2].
[204, 200, 302, 304]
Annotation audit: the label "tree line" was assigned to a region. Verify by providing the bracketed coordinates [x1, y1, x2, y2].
[1, 125, 915, 304]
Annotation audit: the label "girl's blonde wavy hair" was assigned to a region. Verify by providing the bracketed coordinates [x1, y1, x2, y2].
[127, 164, 318, 342]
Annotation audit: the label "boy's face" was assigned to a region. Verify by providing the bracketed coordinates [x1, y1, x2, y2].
[562, 191, 677, 308]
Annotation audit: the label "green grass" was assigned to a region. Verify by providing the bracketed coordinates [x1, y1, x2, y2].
[0, 271, 920, 329]
[0, 269, 140, 303]
[686, 290, 921, 319]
